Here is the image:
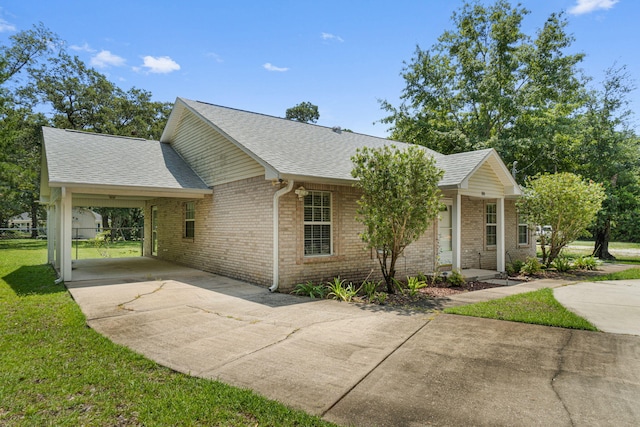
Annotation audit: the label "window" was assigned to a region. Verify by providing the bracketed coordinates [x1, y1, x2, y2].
[184, 202, 195, 239]
[518, 213, 529, 246]
[486, 203, 497, 247]
[304, 191, 332, 256]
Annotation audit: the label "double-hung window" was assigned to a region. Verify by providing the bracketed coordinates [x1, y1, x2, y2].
[518, 213, 529, 246]
[304, 191, 332, 256]
[184, 202, 195, 239]
[486, 203, 497, 247]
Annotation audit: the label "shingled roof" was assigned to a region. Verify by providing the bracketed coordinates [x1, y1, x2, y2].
[163, 98, 516, 191]
[163, 98, 445, 183]
[41, 127, 210, 193]
[41, 100, 519, 197]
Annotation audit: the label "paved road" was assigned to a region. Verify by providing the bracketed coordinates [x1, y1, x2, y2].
[67, 272, 640, 426]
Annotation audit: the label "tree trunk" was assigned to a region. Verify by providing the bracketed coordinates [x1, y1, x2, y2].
[593, 218, 615, 260]
[30, 202, 39, 239]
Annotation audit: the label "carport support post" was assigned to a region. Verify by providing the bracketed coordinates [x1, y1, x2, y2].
[60, 187, 73, 281]
[496, 197, 505, 272]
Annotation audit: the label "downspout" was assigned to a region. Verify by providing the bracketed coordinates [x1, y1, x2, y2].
[270, 179, 294, 292]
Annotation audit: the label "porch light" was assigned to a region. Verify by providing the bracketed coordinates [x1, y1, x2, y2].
[295, 186, 309, 200]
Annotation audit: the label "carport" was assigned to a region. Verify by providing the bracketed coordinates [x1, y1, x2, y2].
[39, 127, 212, 282]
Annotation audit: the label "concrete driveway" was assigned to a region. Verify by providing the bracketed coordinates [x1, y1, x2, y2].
[554, 279, 640, 335]
[67, 271, 640, 426]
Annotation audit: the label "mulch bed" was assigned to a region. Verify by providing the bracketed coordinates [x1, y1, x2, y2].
[383, 280, 513, 309]
[383, 270, 604, 309]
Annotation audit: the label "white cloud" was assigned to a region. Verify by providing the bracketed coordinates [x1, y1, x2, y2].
[263, 62, 289, 72]
[70, 42, 96, 53]
[90, 50, 126, 68]
[0, 18, 16, 32]
[569, 0, 619, 15]
[321, 32, 344, 42]
[140, 55, 181, 74]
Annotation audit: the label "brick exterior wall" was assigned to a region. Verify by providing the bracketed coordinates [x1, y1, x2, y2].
[144, 176, 275, 285]
[276, 182, 437, 291]
[145, 181, 534, 292]
[459, 197, 535, 270]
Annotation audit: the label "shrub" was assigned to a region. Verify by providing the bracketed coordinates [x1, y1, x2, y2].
[360, 280, 380, 300]
[551, 256, 572, 272]
[573, 255, 598, 271]
[506, 260, 524, 276]
[405, 276, 427, 297]
[447, 269, 466, 287]
[326, 277, 359, 302]
[370, 291, 387, 305]
[291, 281, 327, 299]
[521, 257, 543, 275]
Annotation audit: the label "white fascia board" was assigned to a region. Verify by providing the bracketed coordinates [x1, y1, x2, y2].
[47, 182, 212, 198]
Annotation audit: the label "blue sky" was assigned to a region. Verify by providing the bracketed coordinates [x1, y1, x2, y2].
[1, 0, 637, 137]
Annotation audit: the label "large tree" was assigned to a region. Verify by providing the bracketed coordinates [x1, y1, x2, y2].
[351, 144, 443, 293]
[517, 172, 605, 266]
[28, 53, 171, 139]
[573, 64, 640, 259]
[0, 24, 59, 231]
[380, 0, 585, 178]
[285, 101, 319, 123]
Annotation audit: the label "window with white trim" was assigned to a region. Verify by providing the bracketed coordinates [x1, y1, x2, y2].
[184, 201, 195, 239]
[486, 202, 497, 247]
[303, 191, 332, 256]
[518, 213, 529, 246]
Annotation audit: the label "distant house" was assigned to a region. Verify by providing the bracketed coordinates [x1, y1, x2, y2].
[8, 208, 101, 238]
[7, 212, 36, 229]
[40, 98, 535, 287]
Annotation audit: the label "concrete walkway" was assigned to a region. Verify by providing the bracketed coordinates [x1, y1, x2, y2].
[554, 279, 640, 335]
[66, 266, 640, 426]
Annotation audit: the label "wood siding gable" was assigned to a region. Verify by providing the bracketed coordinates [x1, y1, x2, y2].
[464, 162, 506, 198]
[170, 110, 265, 186]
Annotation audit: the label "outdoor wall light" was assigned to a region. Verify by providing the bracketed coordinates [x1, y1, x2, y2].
[295, 186, 309, 200]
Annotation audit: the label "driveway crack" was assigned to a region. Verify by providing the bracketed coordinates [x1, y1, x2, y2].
[551, 330, 576, 427]
[118, 282, 167, 311]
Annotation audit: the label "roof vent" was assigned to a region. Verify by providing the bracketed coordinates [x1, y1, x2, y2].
[332, 126, 342, 134]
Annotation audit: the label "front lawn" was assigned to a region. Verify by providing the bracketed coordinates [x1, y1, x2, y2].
[587, 267, 640, 281]
[0, 239, 333, 426]
[444, 288, 598, 331]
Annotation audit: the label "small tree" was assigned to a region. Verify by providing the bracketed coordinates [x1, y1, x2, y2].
[517, 172, 605, 267]
[351, 144, 444, 293]
[285, 101, 319, 123]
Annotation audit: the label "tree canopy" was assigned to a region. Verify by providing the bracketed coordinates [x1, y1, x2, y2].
[285, 101, 320, 123]
[380, 0, 585, 177]
[0, 24, 171, 230]
[380, 0, 639, 256]
[351, 145, 443, 292]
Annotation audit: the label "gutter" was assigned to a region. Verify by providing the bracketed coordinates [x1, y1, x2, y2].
[270, 179, 294, 292]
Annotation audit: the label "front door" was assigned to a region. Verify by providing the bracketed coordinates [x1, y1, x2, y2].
[151, 206, 158, 256]
[438, 204, 453, 266]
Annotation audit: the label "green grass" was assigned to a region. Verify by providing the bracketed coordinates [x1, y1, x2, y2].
[444, 288, 598, 331]
[537, 240, 640, 264]
[569, 240, 640, 250]
[0, 239, 333, 426]
[72, 240, 142, 259]
[588, 267, 640, 281]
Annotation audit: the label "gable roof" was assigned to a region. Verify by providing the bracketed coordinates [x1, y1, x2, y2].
[162, 98, 520, 195]
[162, 98, 444, 184]
[41, 127, 210, 196]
